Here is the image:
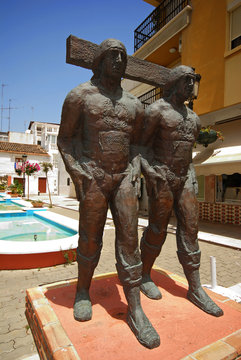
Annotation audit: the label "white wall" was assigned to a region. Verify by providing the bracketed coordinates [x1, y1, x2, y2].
[0, 152, 52, 195]
[57, 153, 76, 197]
[8, 132, 34, 144]
[0, 153, 14, 176]
[1, 124, 70, 197]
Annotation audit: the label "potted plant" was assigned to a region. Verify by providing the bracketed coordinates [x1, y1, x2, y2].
[24, 161, 41, 199]
[0, 183, 6, 192]
[0, 176, 8, 192]
[31, 200, 44, 208]
[197, 126, 224, 147]
[8, 181, 23, 197]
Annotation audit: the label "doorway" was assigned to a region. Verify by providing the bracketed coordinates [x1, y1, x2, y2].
[38, 177, 47, 193]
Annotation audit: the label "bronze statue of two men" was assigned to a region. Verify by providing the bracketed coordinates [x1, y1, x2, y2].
[58, 38, 223, 350]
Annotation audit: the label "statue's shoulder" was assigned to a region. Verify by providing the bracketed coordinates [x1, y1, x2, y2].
[122, 90, 144, 111]
[151, 98, 168, 110]
[146, 98, 167, 117]
[187, 106, 200, 124]
[123, 90, 140, 104]
[66, 81, 97, 100]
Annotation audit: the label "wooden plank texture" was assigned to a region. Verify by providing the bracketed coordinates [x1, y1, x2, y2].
[66, 35, 170, 87]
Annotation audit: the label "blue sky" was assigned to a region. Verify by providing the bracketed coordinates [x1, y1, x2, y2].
[0, 0, 152, 133]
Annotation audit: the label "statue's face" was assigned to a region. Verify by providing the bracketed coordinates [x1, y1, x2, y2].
[177, 74, 195, 100]
[101, 47, 126, 80]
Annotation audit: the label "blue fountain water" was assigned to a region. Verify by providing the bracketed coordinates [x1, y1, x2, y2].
[0, 213, 77, 242]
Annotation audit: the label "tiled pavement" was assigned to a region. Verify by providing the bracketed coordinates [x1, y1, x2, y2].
[0, 198, 240, 360]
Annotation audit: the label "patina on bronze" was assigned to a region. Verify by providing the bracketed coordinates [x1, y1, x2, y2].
[139, 65, 223, 317]
[57, 38, 160, 349]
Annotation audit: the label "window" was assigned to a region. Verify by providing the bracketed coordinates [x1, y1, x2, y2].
[67, 178, 70, 186]
[47, 135, 57, 144]
[47, 127, 52, 132]
[230, 4, 241, 49]
[15, 157, 23, 163]
[37, 126, 42, 132]
[216, 173, 241, 204]
[37, 140, 41, 145]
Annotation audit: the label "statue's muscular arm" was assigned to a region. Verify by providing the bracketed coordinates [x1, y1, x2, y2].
[140, 100, 167, 197]
[57, 86, 93, 199]
[188, 110, 201, 194]
[130, 97, 145, 186]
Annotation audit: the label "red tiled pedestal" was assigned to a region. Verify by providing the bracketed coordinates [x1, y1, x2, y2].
[25, 268, 241, 360]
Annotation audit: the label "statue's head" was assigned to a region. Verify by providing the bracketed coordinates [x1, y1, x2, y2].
[92, 39, 127, 80]
[163, 65, 195, 99]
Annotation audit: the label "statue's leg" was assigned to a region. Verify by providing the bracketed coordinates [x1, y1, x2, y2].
[110, 175, 160, 349]
[140, 185, 173, 299]
[74, 179, 108, 322]
[74, 248, 102, 321]
[175, 181, 223, 317]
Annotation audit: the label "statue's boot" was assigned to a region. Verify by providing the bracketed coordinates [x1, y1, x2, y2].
[140, 234, 163, 300]
[117, 262, 160, 349]
[74, 247, 101, 322]
[177, 250, 223, 317]
[124, 286, 160, 349]
[74, 289, 92, 322]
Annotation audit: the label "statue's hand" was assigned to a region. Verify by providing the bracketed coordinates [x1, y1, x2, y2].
[72, 164, 92, 181]
[81, 162, 105, 181]
[140, 158, 166, 198]
[69, 168, 90, 201]
[70, 161, 96, 201]
[144, 167, 167, 199]
[131, 155, 141, 197]
[153, 165, 168, 182]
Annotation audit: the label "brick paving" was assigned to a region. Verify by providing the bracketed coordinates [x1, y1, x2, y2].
[0, 206, 240, 360]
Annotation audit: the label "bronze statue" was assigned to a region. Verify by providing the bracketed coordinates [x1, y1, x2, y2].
[140, 66, 223, 317]
[57, 39, 160, 349]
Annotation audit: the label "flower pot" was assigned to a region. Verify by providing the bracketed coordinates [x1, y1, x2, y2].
[31, 202, 44, 208]
[10, 193, 20, 198]
[197, 129, 218, 147]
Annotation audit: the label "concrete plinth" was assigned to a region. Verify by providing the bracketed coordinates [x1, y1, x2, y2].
[25, 268, 241, 360]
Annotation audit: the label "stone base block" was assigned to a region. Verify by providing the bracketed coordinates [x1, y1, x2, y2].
[25, 268, 241, 360]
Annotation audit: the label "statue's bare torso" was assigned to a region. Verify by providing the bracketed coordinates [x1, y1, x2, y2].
[147, 98, 200, 177]
[64, 80, 142, 175]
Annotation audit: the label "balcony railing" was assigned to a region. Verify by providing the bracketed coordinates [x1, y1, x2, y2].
[134, 0, 189, 51]
[138, 87, 163, 108]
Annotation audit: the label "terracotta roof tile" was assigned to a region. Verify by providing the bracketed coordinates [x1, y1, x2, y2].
[0, 142, 50, 156]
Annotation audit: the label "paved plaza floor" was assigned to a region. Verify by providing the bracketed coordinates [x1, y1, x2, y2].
[0, 198, 240, 359]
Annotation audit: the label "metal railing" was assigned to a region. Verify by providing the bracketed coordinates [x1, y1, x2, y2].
[138, 87, 163, 108]
[134, 0, 189, 51]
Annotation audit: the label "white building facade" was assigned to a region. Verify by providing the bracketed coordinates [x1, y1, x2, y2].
[0, 142, 50, 195]
[0, 121, 76, 197]
[28, 121, 75, 197]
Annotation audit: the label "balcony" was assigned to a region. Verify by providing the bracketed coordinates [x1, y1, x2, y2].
[138, 87, 163, 108]
[134, 0, 189, 52]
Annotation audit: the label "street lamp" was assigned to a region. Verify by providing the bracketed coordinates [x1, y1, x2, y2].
[189, 71, 201, 110]
[22, 154, 27, 197]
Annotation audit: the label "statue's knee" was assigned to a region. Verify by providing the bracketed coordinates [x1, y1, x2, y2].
[76, 246, 102, 269]
[140, 231, 164, 257]
[148, 223, 166, 242]
[116, 262, 142, 287]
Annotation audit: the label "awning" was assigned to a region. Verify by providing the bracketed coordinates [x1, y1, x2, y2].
[194, 146, 241, 176]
